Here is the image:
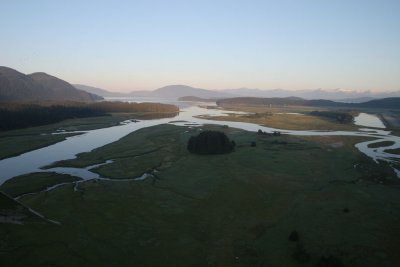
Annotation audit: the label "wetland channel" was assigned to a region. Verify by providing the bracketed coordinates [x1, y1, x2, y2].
[0, 105, 399, 188]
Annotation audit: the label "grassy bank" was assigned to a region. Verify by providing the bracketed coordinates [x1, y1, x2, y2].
[0, 172, 81, 198]
[385, 148, 400, 155]
[1, 124, 399, 267]
[201, 105, 359, 131]
[201, 112, 358, 131]
[367, 141, 395, 148]
[0, 112, 177, 160]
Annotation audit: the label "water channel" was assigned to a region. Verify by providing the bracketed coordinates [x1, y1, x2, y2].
[0, 105, 399, 186]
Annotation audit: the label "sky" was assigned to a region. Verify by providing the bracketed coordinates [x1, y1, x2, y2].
[1, 0, 400, 92]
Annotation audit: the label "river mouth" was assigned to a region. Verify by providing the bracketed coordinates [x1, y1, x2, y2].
[0, 105, 399, 185]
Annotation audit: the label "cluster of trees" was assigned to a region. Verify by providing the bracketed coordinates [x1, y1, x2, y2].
[310, 111, 353, 124]
[257, 129, 281, 136]
[0, 101, 179, 131]
[187, 131, 235, 155]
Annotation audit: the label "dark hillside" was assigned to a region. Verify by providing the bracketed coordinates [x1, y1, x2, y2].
[0, 66, 103, 102]
[28, 72, 102, 102]
[0, 67, 52, 101]
[217, 96, 400, 109]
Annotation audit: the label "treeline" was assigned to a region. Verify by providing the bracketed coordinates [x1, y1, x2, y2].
[90, 101, 179, 113]
[0, 104, 104, 131]
[216, 96, 400, 109]
[0, 101, 179, 131]
[217, 97, 307, 107]
[309, 111, 353, 123]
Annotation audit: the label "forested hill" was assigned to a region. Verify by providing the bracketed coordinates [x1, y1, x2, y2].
[217, 97, 400, 109]
[0, 66, 103, 102]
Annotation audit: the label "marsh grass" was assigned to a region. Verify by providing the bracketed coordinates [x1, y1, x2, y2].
[1, 123, 399, 266]
[385, 148, 400, 155]
[367, 141, 395, 148]
[0, 172, 81, 198]
[200, 106, 358, 131]
[0, 112, 175, 160]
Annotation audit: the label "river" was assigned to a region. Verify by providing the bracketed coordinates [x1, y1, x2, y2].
[0, 104, 399, 185]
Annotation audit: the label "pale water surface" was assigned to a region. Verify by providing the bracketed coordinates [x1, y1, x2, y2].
[354, 113, 386, 128]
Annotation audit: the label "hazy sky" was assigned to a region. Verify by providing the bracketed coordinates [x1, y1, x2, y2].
[1, 0, 399, 92]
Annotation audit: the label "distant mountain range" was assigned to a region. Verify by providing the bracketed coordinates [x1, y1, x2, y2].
[130, 85, 234, 99]
[2, 64, 397, 106]
[76, 84, 400, 103]
[74, 84, 234, 99]
[217, 96, 400, 109]
[220, 88, 400, 102]
[0, 67, 103, 102]
[74, 84, 126, 97]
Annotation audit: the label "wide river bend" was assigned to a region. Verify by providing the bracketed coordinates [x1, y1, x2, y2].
[0, 105, 399, 185]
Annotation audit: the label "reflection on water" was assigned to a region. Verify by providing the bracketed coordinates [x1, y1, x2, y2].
[47, 160, 113, 180]
[354, 113, 386, 128]
[0, 105, 399, 184]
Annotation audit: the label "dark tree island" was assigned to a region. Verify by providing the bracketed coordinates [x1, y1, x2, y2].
[187, 131, 235, 155]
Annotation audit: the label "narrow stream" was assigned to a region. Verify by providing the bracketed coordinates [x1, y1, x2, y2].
[14, 160, 156, 200]
[0, 106, 399, 187]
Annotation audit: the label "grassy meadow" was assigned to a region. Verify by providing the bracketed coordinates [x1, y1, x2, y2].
[1, 120, 400, 267]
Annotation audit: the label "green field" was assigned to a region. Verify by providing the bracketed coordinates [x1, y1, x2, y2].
[1, 121, 399, 267]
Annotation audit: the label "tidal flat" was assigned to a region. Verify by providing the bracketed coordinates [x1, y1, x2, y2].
[204, 105, 360, 131]
[1, 121, 400, 267]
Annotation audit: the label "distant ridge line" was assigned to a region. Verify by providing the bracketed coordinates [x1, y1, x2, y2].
[216, 96, 400, 109]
